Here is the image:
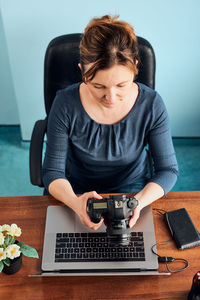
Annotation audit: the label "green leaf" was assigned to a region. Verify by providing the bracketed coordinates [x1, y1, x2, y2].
[4, 236, 10, 247]
[16, 242, 24, 247]
[4, 236, 15, 247]
[10, 237, 15, 244]
[0, 261, 4, 272]
[20, 244, 39, 258]
[3, 258, 10, 267]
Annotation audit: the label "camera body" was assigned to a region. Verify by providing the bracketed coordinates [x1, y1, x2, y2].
[87, 195, 138, 246]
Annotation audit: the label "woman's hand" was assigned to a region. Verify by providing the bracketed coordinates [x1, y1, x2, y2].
[72, 191, 104, 230]
[128, 204, 142, 228]
[128, 182, 165, 228]
[48, 179, 104, 230]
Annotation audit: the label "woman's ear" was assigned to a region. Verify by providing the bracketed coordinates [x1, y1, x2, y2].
[78, 63, 87, 83]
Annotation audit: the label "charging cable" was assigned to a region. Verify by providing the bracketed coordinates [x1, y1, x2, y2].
[151, 240, 189, 273]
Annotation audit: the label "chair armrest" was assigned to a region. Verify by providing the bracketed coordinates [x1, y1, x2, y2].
[29, 118, 47, 187]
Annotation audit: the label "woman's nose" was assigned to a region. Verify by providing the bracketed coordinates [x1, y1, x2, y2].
[105, 89, 117, 102]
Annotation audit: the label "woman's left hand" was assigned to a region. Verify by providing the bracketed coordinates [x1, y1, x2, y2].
[129, 182, 165, 228]
[129, 206, 141, 228]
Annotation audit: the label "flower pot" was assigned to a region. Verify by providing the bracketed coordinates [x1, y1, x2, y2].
[3, 253, 22, 275]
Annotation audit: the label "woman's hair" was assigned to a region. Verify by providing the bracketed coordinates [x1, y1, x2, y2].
[80, 15, 139, 82]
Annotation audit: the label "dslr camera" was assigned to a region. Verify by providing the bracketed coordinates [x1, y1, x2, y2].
[87, 195, 138, 246]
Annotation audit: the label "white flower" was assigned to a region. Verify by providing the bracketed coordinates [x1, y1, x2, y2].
[0, 232, 4, 245]
[8, 224, 22, 237]
[0, 225, 3, 232]
[6, 244, 21, 259]
[2, 224, 11, 233]
[0, 248, 6, 261]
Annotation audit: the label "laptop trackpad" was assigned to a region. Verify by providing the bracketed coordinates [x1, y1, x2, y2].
[46, 206, 76, 233]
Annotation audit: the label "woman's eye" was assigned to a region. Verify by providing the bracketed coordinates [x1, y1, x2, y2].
[94, 86, 104, 89]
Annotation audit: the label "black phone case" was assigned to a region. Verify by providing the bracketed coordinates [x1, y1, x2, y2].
[164, 208, 200, 250]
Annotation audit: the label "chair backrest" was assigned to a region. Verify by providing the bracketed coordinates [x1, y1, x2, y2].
[44, 33, 155, 115]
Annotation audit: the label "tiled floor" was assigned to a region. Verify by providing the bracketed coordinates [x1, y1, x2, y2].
[0, 126, 199, 196]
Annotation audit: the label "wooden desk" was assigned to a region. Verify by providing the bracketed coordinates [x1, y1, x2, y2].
[0, 191, 200, 300]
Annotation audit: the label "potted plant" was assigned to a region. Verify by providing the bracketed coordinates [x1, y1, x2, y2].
[0, 224, 39, 274]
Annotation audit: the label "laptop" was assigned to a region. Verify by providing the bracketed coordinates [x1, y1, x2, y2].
[33, 203, 169, 276]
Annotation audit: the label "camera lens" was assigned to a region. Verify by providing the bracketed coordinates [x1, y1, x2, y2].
[106, 218, 131, 246]
[107, 233, 131, 246]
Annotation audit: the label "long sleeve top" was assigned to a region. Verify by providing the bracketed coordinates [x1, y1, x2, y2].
[42, 82, 178, 194]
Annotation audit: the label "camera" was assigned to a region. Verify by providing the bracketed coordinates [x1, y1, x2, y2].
[87, 195, 138, 246]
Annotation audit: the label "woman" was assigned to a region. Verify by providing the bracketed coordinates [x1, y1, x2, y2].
[42, 15, 178, 230]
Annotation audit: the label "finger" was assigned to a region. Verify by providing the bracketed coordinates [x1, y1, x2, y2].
[86, 217, 104, 230]
[89, 191, 103, 199]
[91, 219, 104, 230]
[83, 191, 102, 209]
[129, 214, 138, 228]
[83, 212, 100, 227]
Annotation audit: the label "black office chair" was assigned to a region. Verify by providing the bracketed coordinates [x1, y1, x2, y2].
[29, 33, 156, 187]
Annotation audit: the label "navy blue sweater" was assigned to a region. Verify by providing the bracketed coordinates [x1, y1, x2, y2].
[42, 82, 178, 194]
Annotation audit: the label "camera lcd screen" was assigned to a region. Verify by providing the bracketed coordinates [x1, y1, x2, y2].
[93, 203, 107, 209]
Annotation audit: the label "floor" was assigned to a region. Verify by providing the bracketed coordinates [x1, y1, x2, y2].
[0, 126, 199, 196]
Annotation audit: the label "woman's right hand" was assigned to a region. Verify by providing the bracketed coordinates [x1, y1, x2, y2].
[48, 179, 104, 230]
[72, 191, 104, 230]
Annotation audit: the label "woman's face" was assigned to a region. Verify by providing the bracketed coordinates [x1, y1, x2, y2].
[85, 64, 135, 109]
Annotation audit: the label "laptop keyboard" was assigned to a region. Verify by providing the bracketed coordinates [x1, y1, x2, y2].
[55, 232, 145, 263]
